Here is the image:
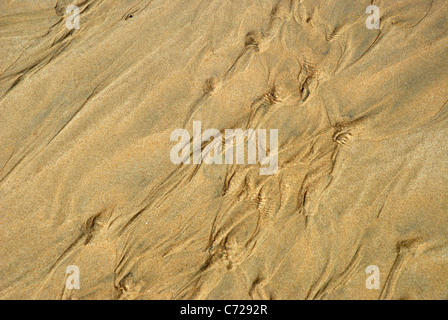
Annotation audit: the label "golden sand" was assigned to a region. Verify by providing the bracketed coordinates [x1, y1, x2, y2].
[0, 0, 447, 299]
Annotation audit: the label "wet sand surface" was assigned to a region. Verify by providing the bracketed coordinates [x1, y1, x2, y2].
[0, 0, 447, 299]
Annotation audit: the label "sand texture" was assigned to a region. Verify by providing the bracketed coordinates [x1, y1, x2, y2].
[0, 0, 447, 299]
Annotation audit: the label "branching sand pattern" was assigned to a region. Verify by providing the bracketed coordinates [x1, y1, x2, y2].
[0, 0, 447, 299]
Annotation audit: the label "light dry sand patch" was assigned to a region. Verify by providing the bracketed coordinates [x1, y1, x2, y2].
[0, 0, 447, 299]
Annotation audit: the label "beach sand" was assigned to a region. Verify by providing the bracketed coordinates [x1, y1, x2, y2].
[0, 0, 447, 299]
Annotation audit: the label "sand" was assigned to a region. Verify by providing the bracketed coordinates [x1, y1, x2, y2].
[0, 0, 447, 300]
